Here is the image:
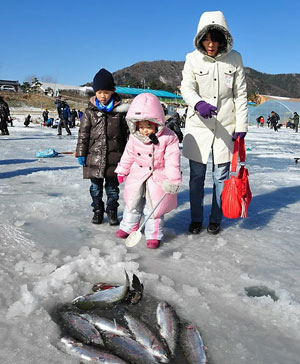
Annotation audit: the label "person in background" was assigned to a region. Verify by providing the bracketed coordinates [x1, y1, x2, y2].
[7, 115, 13, 127]
[259, 115, 265, 127]
[45, 117, 54, 127]
[54, 96, 62, 117]
[75, 68, 129, 226]
[0, 96, 10, 135]
[256, 115, 262, 127]
[161, 103, 168, 116]
[115, 93, 181, 249]
[78, 110, 83, 122]
[70, 109, 78, 128]
[269, 111, 279, 132]
[181, 10, 248, 236]
[57, 101, 72, 136]
[181, 106, 188, 128]
[291, 111, 299, 133]
[292, 112, 299, 133]
[42, 108, 49, 125]
[165, 109, 184, 143]
[24, 114, 32, 127]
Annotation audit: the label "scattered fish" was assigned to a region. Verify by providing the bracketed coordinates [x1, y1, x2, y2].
[57, 275, 209, 363]
[181, 323, 207, 364]
[123, 312, 169, 363]
[80, 313, 131, 337]
[73, 271, 130, 310]
[60, 310, 104, 347]
[58, 336, 129, 364]
[102, 332, 159, 364]
[156, 301, 180, 358]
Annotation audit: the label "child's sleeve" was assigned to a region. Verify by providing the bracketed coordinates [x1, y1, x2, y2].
[164, 136, 181, 183]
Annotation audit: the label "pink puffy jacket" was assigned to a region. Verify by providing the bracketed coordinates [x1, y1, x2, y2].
[115, 93, 181, 218]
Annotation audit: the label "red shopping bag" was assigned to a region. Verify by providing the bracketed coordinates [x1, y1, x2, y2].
[221, 137, 252, 218]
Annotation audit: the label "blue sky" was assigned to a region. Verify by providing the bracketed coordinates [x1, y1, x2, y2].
[2, 0, 300, 86]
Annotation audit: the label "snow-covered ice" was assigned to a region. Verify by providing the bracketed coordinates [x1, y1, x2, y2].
[1, 115, 300, 363]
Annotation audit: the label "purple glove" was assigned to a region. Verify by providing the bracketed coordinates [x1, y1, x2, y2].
[232, 132, 247, 141]
[195, 101, 217, 119]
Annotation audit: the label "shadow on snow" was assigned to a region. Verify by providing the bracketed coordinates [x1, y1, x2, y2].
[0, 159, 38, 165]
[0, 166, 78, 179]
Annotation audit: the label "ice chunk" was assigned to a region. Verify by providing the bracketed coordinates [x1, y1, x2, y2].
[182, 284, 201, 297]
[6, 284, 38, 318]
[172, 251, 182, 260]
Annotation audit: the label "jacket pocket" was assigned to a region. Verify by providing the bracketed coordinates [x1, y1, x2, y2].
[194, 68, 209, 78]
[194, 68, 210, 93]
[224, 66, 237, 89]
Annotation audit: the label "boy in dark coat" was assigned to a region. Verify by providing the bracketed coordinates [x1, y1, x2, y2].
[75, 69, 129, 225]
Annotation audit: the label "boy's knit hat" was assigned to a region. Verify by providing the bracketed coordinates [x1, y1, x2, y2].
[93, 68, 115, 92]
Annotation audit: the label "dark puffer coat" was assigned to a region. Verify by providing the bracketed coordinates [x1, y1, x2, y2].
[75, 94, 129, 179]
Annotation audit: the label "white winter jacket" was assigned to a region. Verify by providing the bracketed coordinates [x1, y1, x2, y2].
[181, 11, 248, 164]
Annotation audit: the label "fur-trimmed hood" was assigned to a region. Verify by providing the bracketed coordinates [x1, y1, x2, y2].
[194, 11, 233, 57]
[126, 93, 165, 144]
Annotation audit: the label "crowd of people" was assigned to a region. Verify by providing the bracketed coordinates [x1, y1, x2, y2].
[0, 94, 85, 134]
[46, 97, 83, 133]
[256, 111, 299, 132]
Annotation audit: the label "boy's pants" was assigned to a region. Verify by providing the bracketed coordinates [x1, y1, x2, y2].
[90, 177, 119, 213]
[120, 197, 164, 241]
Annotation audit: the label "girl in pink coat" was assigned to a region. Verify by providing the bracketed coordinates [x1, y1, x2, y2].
[115, 93, 181, 249]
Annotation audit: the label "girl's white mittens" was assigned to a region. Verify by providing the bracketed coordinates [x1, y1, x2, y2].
[162, 180, 181, 194]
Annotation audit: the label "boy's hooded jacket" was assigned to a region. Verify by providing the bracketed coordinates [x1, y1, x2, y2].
[115, 93, 181, 218]
[181, 11, 248, 164]
[75, 93, 129, 179]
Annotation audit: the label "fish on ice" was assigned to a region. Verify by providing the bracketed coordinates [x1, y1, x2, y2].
[59, 310, 104, 347]
[123, 312, 169, 363]
[156, 301, 180, 358]
[58, 336, 129, 364]
[180, 323, 208, 364]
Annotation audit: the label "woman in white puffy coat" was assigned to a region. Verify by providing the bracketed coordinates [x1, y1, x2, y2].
[181, 10, 248, 235]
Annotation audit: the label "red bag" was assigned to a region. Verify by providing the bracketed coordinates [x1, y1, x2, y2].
[221, 137, 252, 218]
